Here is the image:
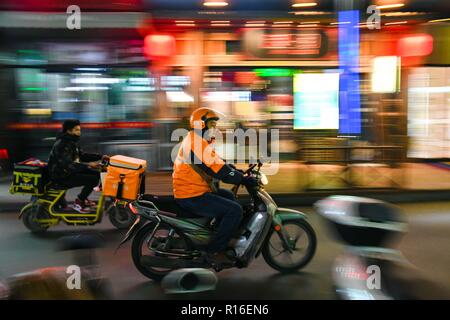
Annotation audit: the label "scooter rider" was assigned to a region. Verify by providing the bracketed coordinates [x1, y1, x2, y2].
[173, 107, 258, 263]
[47, 119, 109, 213]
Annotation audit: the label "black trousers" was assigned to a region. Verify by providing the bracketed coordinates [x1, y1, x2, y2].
[175, 188, 243, 254]
[59, 168, 100, 201]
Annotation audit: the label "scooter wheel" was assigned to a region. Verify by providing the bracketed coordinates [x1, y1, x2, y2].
[107, 205, 137, 230]
[22, 205, 50, 233]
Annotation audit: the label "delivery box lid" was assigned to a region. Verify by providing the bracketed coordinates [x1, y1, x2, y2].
[109, 155, 147, 170]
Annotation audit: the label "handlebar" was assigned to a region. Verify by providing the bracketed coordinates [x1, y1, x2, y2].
[243, 163, 258, 175]
[92, 158, 109, 172]
[232, 160, 263, 197]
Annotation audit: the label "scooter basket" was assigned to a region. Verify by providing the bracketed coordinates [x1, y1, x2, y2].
[10, 158, 49, 195]
[103, 155, 147, 201]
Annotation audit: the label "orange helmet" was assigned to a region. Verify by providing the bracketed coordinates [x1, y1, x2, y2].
[189, 107, 222, 129]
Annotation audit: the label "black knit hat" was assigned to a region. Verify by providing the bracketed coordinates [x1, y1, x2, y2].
[62, 119, 80, 132]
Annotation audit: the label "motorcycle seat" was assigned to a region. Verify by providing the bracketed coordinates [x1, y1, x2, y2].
[152, 209, 213, 227]
[139, 194, 201, 218]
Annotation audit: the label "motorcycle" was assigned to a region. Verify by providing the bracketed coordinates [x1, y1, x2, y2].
[315, 195, 450, 300]
[11, 159, 136, 233]
[117, 160, 317, 281]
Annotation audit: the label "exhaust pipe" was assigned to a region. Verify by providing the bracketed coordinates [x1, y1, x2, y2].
[161, 268, 218, 294]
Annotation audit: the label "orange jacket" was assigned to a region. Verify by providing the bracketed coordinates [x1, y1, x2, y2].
[173, 130, 243, 199]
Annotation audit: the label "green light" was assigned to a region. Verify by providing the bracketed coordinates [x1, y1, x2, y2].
[254, 68, 296, 77]
[112, 70, 148, 77]
[22, 87, 48, 92]
[18, 50, 39, 54]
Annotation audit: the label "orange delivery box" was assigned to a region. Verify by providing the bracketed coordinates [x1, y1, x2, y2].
[103, 155, 147, 201]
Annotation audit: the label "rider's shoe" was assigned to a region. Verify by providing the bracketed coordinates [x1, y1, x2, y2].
[84, 199, 96, 207]
[205, 250, 236, 266]
[70, 199, 91, 214]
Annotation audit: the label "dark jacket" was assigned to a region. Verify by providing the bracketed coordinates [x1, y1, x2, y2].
[48, 132, 102, 181]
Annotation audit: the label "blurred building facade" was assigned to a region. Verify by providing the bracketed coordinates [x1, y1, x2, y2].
[0, 0, 449, 191]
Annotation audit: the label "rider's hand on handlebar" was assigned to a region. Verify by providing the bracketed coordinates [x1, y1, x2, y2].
[229, 163, 244, 174]
[241, 176, 258, 187]
[88, 161, 102, 169]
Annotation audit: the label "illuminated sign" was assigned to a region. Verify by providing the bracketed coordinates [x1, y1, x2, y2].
[203, 91, 251, 102]
[293, 73, 339, 130]
[371, 56, 401, 93]
[161, 76, 191, 86]
[243, 29, 328, 59]
[254, 68, 296, 77]
[338, 10, 361, 135]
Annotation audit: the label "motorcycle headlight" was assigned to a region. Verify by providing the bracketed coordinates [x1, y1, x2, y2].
[260, 172, 269, 185]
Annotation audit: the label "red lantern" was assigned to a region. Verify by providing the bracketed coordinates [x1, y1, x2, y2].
[397, 34, 433, 57]
[143, 34, 176, 60]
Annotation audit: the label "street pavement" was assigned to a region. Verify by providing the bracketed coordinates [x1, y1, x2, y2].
[0, 202, 449, 299]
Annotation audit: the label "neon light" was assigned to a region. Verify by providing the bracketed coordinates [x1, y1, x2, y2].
[292, 2, 318, 8]
[59, 86, 109, 91]
[7, 122, 155, 130]
[74, 68, 106, 71]
[22, 87, 48, 91]
[71, 78, 121, 84]
[428, 18, 450, 23]
[203, 1, 229, 7]
[385, 21, 408, 25]
[338, 10, 361, 135]
[254, 68, 295, 77]
[203, 91, 251, 102]
[166, 91, 194, 102]
[376, 3, 405, 10]
[24, 108, 52, 115]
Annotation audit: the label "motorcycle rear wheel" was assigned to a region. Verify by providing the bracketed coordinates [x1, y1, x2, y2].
[262, 219, 317, 273]
[131, 222, 193, 281]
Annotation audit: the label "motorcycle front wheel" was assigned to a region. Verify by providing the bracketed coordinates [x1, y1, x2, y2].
[262, 219, 317, 273]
